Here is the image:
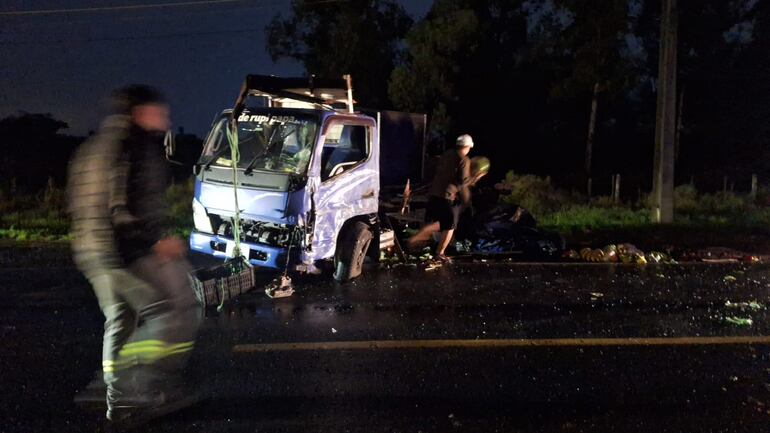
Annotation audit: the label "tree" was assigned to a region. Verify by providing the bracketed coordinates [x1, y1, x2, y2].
[388, 1, 480, 146]
[527, 0, 639, 196]
[389, 0, 532, 155]
[0, 113, 82, 194]
[390, 0, 651, 188]
[672, 0, 770, 190]
[266, 0, 413, 108]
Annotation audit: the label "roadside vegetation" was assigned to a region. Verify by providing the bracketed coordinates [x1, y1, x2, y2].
[0, 177, 194, 242]
[496, 172, 770, 251]
[497, 172, 770, 231]
[2, 173, 769, 251]
[0, 177, 70, 241]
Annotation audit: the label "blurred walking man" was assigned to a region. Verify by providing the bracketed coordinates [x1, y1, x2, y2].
[67, 85, 201, 427]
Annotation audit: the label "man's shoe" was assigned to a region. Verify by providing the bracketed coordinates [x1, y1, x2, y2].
[73, 377, 107, 411]
[106, 388, 203, 430]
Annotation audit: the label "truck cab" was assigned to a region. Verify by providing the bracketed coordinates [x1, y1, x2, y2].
[187, 75, 423, 281]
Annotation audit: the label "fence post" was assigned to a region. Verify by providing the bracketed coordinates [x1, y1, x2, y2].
[610, 175, 615, 200]
[587, 178, 593, 201]
[613, 174, 621, 204]
[751, 174, 758, 199]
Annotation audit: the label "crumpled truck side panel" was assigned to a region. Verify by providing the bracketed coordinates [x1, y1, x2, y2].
[300, 113, 379, 264]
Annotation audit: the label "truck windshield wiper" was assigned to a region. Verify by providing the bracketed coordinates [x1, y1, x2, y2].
[202, 145, 231, 171]
[243, 127, 280, 175]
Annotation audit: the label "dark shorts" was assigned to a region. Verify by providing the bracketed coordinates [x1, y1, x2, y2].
[425, 196, 458, 231]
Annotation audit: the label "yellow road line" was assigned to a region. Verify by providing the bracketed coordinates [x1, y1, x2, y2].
[233, 336, 770, 353]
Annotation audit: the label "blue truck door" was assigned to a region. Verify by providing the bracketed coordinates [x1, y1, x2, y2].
[309, 115, 379, 260]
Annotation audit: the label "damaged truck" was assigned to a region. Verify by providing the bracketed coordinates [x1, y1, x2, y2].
[184, 75, 426, 281]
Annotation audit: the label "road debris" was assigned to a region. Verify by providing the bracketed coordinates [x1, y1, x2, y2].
[380, 246, 439, 269]
[679, 247, 762, 263]
[265, 275, 295, 299]
[723, 316, 753, 327]
[725, 300, 764, 311]
[712, 299, 764, 327]
[567, 244, 674, 264]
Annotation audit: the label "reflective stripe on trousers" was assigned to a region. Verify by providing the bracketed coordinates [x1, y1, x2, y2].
[102, 340, 195, 373]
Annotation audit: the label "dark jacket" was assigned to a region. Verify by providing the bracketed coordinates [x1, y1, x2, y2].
[111, 125, 170, 263]
[67, 116, 169, 270]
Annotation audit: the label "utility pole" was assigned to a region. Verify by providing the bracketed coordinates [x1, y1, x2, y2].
[586, 82, 600, 198]
[652, 0, 678, 223]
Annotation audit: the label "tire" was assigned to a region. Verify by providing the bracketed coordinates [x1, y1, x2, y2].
[333, 221, 373, 282]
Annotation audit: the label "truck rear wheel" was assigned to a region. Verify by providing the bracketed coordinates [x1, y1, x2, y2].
[334, 221, 373, 282]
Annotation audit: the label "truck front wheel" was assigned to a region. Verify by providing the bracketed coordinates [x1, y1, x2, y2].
[333, 221, 373, 282]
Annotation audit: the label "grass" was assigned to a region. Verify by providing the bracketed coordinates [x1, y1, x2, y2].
[539, 206, 651, 231]
[539, 205, 770, 231]
[535, 206, 770, 253]
[0, 178, 194, 242]
[0, 212, 71, 241]
[493, 173, 770, 251]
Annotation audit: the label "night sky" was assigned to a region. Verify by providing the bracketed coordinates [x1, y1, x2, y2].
[0, 0, 433, 136]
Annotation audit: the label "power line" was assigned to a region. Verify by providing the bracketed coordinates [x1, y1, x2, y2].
[0, 28, 263, 45]
[0, 0, 344, 17]
[0, 0, 349, 45]
[1, 0, 247, 16]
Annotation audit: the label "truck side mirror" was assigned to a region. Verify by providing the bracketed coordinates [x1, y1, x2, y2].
[164, 130, 201, 167]
[164, 130, 179, 164]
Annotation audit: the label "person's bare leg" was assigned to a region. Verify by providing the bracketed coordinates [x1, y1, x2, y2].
[406, 222, 440, 250]
[436, 229, 454, 256]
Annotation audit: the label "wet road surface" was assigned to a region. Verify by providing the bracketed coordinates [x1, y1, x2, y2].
[1, 246, 769, 432]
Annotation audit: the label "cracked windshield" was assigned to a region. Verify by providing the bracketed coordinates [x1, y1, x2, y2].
[201, 113, 318, 175]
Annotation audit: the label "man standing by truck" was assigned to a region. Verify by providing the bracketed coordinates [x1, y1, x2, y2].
[407, 134, 475, 262]
[67, 85, 200, 427]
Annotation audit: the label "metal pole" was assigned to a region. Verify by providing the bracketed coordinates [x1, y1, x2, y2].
[586, 82, 600, 197]
[344, 74, 354, 114]
[611, 175, 616, 200]
[652, 0, 678, 223]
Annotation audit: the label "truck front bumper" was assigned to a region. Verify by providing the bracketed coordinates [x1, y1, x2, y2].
[189, 231, 290, 269]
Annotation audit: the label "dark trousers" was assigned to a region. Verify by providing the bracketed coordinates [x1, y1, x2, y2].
[83, 255, 201, 410]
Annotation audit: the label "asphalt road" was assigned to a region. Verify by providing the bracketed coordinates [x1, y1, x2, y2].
[1, 246, 769, 432]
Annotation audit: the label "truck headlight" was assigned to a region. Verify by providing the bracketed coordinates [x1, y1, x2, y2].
[192, 199, 214, 234]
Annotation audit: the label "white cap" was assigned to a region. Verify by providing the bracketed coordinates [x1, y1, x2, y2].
[456, 134, 474, 148]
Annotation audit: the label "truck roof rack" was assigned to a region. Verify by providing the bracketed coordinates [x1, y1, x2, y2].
[232, 74, 355, 119]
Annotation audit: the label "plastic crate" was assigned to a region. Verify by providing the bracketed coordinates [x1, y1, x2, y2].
[190, 262, 256, 308]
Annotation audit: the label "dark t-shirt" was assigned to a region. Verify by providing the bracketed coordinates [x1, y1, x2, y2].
[428, 149, 471, 202]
